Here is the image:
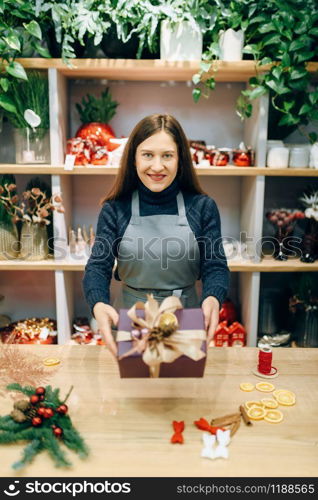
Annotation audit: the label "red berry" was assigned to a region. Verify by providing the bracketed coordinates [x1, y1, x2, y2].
[32, 416, 42, 426]
[53, 427, 63, 438]
[39, 395, 45, 401]
[35, 387, 46, 396]
[56, 404, 68, 415]
[37, 407, 47, 416]
[30, 395, 40, 405]
[43, 408, 55, 419]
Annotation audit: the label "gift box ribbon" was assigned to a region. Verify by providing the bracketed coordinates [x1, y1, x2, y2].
[117, 294, 206, 377]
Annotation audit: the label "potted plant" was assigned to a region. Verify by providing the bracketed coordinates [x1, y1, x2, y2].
[0, 175, 20, 260]
[19, 178, 64, 261]
[0, 71, 50, 164]
[75, 88, 119, 151]
[159, 0, 212, 61]
[192, 0, 318, 145]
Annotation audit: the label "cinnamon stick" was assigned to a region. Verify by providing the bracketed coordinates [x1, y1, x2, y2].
[240, 405, 252, 426]
[211, 412, 241, 427]
[230, 417, 241, 437]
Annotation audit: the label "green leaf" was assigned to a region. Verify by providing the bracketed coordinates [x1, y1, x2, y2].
[0, 78, 9, 92]
[5, 61, 27, 80]
[266, 79, 290, 95]
[200, 61, 211, 73]
[192, 88, 201, 103]
[272, 66, 283, 80]
[34, 41, 51, 58]
[309, 27, 318, 36]
[290, 68, 308, 80]
[23, 21, 42, 40]
[258, 57, 272, 66]
[310, 110, 318, 121]
[0, 94, 17, 113]
[283, 100, 295, 112]
[3, 34, 21, 51]
[205, 78, 215, 90]
[192, 73, 201, 85]
[309, 91, 318, 105]
[262, 33, 281, 47]
[296, 51, 315, 63]
[309, 132, 318, 144]
[246, 86, 267, 100]
[295, 21, 309, 35]
[299, 103, 312, 115]
[258, 23, 275, 34]
[289, 38, 310, 52]
[278, 114, 300, 126]
[281, 53, 291, 67]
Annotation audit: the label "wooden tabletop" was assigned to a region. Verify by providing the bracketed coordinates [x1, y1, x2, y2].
[0, 346, 317, 477]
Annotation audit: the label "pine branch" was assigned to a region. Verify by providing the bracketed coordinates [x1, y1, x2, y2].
[42, 429, 72, 468]
[63, 428, 89, 457]
[12, 438, 43, 470]
[0, 415, 30, 432]
[6, 383, 35, 396]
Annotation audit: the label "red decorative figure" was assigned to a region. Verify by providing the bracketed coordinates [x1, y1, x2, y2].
[171, 421, 185, 444]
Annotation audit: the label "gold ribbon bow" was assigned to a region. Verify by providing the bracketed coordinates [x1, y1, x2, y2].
[117, 294, 206, 377]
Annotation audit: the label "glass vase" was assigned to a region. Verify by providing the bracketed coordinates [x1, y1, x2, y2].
[292, 306, 318, 347]
[300, 219, 318, 263]
[19, 222, 49, 261]
[14, 127, 50, 164]
[0, 224, 19, 260]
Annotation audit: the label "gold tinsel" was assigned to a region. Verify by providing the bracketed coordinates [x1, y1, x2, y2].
[0, 343, 57, 398]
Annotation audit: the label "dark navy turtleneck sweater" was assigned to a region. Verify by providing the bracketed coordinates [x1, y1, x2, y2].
[83, 178, 230, 311]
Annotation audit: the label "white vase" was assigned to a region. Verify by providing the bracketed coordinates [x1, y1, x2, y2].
[160, 20, 203, 61]
[309, 142, 318, 169]
[219, 29, 244, 61]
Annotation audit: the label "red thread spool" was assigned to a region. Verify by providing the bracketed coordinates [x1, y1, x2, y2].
[258, 347, 277, 375]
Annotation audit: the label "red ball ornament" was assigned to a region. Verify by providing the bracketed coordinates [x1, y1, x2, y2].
[53, 427, 63, 438]
[56, 404, 68, 415]
[30, 395, 40, 405]
[35, 387, 46, 396]
[32, 416, 42, 426]
[43, 408, 55, 419]
[37, 407, 47, 416]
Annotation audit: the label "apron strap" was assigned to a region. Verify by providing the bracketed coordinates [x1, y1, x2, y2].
[176, 192, 188, 226]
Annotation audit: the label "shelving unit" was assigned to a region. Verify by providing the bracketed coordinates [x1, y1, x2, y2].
[1, 58, 317, 346]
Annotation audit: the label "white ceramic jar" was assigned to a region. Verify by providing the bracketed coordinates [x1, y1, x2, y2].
[160, 20, 203, 61]
[289, 147, 309, 168]
[266, 146, 289, 168]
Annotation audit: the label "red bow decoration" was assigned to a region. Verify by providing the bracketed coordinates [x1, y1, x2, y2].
[171, 421, 185, 444]
[194, 417, 224, 435]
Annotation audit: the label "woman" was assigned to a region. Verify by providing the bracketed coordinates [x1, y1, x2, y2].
[83, 114, 230, 355]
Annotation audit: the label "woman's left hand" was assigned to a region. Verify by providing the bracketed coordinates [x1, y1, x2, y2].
[201, 296, 220, 345]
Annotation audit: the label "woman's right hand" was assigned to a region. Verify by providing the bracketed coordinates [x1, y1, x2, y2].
[93, 302, 119, 357]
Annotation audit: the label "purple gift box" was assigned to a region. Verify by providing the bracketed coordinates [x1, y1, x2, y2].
[117, 308, 207, 378]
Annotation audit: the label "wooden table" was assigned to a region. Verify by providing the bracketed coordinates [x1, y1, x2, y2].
[0, 346, 317, 477]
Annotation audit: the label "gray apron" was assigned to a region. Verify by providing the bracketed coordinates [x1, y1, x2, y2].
[113, 189, 201, 309]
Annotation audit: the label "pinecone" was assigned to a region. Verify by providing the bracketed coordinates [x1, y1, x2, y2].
[26, 407, 39, 420]
[14, 399, 31, 412]
[10, 409, 27, 423]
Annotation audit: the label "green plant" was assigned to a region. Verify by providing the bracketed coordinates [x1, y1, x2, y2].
[76, 88, 118, 124]
[0, 71, 49, 129]
[193, 0, 318, 143]
[0, 174, 20, 228]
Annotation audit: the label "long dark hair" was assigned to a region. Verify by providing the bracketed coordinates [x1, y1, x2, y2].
[101, 114, 206, 204]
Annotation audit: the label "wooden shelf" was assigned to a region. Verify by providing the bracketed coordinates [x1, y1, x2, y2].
[1, 257, 317, 271]
[15, 58, 318, 81]
[1, 164, 317, 176]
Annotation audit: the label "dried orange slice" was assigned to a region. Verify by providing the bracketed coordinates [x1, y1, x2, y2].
[276, 393, 296, 406]
[264, 409, 283, 423]
[247, 406, 266, 420]
[273, 389, 295, 399]
[245, 401, 265, 409]
[261, 398, 279, 409]
[43, 357, 60, 366]
[255, 382, 275, 392]
[240, 382, 255, 392]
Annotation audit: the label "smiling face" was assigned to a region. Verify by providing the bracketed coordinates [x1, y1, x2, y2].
[135, 130, 179, 192]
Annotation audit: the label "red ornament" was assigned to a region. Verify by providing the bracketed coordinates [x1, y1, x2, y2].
[76, 122, 115, 148]
[39, 395, 45, 401]
[171, 421, 185, 444]
[32, 416, 42, 426]
[43, 408, 55, 419]
[56, 404, 68, 415]
[37, 407, 47, 416]
[35, 387, 46, 396]
[30, 395, 40, 405]
[53, 427, 63, 438]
